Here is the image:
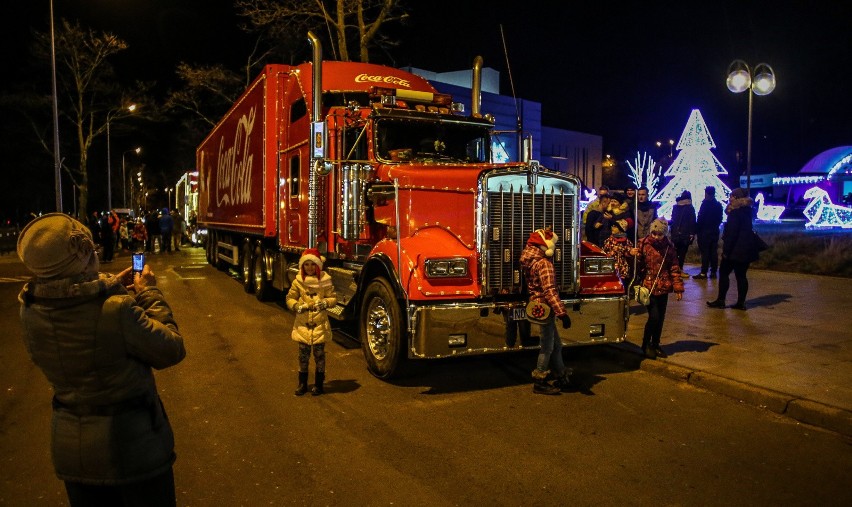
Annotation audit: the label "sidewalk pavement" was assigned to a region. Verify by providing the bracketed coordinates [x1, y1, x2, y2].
[609, 263, 852, 437]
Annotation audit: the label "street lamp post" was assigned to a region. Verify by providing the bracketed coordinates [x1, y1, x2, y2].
[121, 147, 141, 208]
[49, 0, 62, 213]
[165, 187, 173, 210]
[726, 60, 776, 193]
[106, 104, 137, 210]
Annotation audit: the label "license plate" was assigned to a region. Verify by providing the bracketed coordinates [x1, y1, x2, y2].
[511, 307, 527, 320]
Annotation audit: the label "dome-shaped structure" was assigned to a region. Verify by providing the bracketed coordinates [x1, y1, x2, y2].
[798, 146, 852, 176]
[784, 146, 852, 210]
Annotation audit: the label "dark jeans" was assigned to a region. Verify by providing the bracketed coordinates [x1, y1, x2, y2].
[717, 258, 750, 305]
[642, 292, 670, 350]
[64, 467, 176, 507]
[160, 232, 172, 253]
[673, 240, 691, 269]
[101, 235, 115, 262]
[697, 234, 719, 274]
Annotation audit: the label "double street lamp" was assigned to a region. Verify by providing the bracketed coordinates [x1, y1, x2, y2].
[726, 60, 776, 193]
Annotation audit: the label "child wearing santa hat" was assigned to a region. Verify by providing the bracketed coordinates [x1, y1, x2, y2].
[286, 248, 337, 396]
[519, 227, 573, 394]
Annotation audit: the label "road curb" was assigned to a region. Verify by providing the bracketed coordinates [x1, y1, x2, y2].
[605, 344, 852, 437]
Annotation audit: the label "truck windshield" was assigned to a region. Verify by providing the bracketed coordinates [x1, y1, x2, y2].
[375, 118, 491, 163]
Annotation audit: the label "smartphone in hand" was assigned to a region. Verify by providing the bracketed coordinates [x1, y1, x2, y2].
[132, 252, 145, 273]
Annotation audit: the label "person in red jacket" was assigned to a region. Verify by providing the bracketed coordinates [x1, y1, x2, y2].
[630, 218, 685, 359]
[519, 228, 572, 394]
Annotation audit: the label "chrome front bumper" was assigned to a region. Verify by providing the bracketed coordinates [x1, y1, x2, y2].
[408, 296, 628, 359]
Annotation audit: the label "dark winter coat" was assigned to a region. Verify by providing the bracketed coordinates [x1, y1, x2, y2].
[696, 197, 723, 240]
[18, 274, 185, 485]
[636, 235, 684, 296]
[635, 201, 659, 239]
[722, 197, 759, 263]
[670, 198, 696, 245]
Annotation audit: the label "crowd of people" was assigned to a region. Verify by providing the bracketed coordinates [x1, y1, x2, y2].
[580, 184, 762, 362]
[86, 208, 190, 257]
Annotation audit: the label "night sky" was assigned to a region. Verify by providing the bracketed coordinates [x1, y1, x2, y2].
[2, 0, 850, 218]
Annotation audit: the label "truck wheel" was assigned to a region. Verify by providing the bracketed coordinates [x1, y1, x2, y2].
[360, 278, 406, 379]
[241, 242, 254, 293]
[253, 248, 269, 302]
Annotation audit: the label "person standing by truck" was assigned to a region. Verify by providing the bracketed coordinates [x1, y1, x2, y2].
[520, 228, 572, 395]
[286, 248, 337, 396]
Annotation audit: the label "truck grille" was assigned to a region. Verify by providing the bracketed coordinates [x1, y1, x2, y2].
[481, 171, 578, 296]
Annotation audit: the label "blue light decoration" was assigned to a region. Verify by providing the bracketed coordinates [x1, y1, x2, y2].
[802, 186, 852, 228]
[579, 188, 597, 213]
[754, 193, 785, 222]
[655, 109, 732, 220]
[626, 151, 662, 200]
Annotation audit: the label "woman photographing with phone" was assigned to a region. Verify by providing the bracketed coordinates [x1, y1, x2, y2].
[17, 213, 186, 506]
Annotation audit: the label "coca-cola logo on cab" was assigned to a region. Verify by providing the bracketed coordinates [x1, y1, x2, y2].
[354, 74, 411, 88]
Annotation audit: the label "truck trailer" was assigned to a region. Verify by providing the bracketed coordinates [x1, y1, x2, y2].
[196, 33, 628, 378]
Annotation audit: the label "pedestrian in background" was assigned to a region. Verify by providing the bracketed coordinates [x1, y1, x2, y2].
[286, 248, 337, 396]
[584, 193, 613, 247]
[170, 210, 184, 252]
[635, 186, 659, 240]
[159, 208, 174, 254]
[707, 187, 759, 310]
[582, 184, 610, 228]
[603, 216, 634, 290]
[98, 211, 116, 264]
[16, 213, 186, 507]
[520, 228, 572, 394]
[631, 218, 684, 359]
[132, 218, 148, 252]
[693, 186, 724, 279]
[669, 190, 696, 277]
[145, 210, 159, 253]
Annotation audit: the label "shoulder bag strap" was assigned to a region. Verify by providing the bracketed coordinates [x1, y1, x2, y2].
[649, 245, 669, 293]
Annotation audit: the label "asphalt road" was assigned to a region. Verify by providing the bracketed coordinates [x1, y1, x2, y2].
[1, 248, 851, 506]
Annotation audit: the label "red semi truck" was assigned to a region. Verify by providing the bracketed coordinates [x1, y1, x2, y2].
[197, 33, 628, 378]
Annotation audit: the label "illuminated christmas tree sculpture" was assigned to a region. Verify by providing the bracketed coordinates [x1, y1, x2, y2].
[656, 109, 732, 219]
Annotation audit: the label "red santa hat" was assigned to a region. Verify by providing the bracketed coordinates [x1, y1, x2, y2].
[527, 228, 558, 257]
[299, 248, 325, 273]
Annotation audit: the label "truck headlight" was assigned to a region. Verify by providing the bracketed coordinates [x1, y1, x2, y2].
[583, 257, 615, 275]
[425, 258, 468, 278]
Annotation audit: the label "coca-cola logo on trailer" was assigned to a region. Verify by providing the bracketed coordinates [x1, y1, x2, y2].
[215, 106, 255, 207]
[354, 74, 411, 88]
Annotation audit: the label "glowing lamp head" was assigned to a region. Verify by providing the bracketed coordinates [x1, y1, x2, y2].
[752, 63, 776, 96]
[726, 59, 751, 93]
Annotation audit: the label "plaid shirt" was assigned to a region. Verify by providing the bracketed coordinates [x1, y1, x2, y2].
[520, 245, 566, 317]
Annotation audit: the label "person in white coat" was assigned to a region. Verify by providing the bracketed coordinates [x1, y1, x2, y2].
[286, 248, 337, 396]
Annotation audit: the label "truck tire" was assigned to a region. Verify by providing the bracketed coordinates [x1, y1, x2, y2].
[206, 232, 215, 265]
[360, 277, 406, 379]
[241, 242, 254, 293]
[253, 247, 270, 302]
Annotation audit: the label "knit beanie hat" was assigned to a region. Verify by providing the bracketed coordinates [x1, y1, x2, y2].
[526, 229, 558, 257]
[299, 247, 325, 274]
[649, 218, 669, 236]
[17, 213, 99, 279]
